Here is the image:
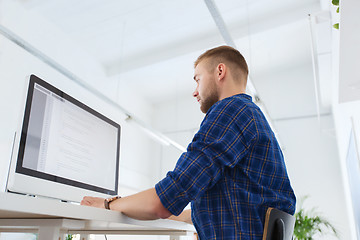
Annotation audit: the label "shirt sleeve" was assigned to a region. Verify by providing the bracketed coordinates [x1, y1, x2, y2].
[155, 99, 257, 215]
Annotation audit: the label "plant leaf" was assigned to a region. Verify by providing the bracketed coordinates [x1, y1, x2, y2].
[332, 0, 339, 6]
[333, 23, 339, 29]
[293, 196, 338, 239]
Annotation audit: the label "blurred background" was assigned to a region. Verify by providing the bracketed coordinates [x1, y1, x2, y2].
[0, 0, 359, 239]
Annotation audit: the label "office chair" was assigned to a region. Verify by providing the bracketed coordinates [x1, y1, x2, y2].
[262, 207, 296, 240]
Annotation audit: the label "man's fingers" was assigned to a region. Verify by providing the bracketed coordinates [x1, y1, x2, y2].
[80, 196, 105, 209]
[81, 196, 93, 206]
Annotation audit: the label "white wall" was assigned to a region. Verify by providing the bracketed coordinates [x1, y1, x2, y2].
[152, 94, 204, 178]
[332, 100, 360, 240]
[275, 115, 350, 239]
[331, 0, 360, 238]
[337, 0, 360, 103]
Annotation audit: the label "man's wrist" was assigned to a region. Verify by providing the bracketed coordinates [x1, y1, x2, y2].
[104, 196, 121, 210]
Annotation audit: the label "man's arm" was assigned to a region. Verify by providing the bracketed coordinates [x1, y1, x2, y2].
[81, 188, 172, 220]
[167, 209, 192, 224]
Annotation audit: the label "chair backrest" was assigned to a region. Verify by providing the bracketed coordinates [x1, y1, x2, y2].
[262, 207, 295, 240]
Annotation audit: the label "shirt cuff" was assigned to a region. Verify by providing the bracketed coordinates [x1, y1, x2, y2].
[155, 173, 190, 216]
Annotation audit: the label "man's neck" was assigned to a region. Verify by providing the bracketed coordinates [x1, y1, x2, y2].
[219, 89, 246, 101]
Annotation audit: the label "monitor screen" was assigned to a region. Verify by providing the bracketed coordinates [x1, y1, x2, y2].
[7, 74, 120, 200]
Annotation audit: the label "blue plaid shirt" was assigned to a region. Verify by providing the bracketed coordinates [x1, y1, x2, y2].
[155, 94, 296, 240]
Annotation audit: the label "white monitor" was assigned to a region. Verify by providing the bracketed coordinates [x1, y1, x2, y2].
[7, 74, 120, 202]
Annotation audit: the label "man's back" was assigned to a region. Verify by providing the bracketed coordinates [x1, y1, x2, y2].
[191, 94, 296, 239]
[157, 93, 296, 240]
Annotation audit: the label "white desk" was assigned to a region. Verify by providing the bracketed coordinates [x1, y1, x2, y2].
[0, 192, 196, 240]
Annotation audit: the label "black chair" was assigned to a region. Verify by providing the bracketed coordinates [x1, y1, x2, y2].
[262, 207, 295, 240]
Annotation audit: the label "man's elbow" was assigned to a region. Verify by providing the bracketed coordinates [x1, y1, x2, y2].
[153, 202, 172, 219]
[151, 188, 172, 219]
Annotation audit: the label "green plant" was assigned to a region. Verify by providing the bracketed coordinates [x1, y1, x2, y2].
[65, 234, 73, 240]
[332, 0, 340, 29]
[293, 197, 338, 240]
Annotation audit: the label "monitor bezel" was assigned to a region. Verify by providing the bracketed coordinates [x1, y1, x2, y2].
[9, 74, 120, 199]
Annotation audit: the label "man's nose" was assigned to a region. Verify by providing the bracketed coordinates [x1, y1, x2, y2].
[193, 88, 198, 98]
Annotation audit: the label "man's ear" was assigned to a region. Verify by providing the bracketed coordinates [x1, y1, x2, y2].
[217, 63, 226, 82]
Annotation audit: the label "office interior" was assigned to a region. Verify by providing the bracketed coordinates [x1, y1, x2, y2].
[0, 0, 359, 239]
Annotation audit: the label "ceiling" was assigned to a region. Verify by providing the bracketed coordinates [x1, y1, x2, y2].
[17, 0, 332, 121]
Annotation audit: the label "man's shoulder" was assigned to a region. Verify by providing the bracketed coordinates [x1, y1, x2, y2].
[201, 94, 258, 131]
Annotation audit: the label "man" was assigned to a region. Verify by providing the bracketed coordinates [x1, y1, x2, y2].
[81, 45, 296, 239]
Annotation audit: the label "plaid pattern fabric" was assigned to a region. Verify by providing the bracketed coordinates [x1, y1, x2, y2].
[155, 94, 296, 240]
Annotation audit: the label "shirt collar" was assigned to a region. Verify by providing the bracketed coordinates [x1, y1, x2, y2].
[206, 93, 252, 115]
[233, 93, 252, 101]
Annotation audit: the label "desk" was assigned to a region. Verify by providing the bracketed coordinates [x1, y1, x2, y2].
[0, 192, 196, 240]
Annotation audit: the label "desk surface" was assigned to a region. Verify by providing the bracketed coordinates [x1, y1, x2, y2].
[0, 192, 195, 232]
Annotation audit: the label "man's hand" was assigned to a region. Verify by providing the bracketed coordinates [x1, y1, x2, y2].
[81, 196, 105, 209]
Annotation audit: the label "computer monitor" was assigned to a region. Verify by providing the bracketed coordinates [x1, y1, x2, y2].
[7, 74, 120, 202]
